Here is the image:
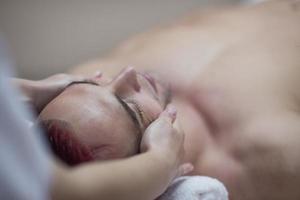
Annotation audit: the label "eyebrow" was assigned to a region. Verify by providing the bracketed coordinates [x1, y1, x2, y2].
[115, 95, 143, 134]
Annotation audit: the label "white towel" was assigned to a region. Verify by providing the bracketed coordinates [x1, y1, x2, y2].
[157, 176, 228, 200]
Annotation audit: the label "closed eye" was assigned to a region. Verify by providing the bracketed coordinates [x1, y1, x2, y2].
[128, 100, 155, 129]
[128, 100, 146, 126]
[115, 95, 144, 133]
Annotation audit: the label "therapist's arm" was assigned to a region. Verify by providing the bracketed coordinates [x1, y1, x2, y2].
[51, 106, 193, 200]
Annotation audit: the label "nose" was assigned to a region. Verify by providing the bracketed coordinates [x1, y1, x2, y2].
[111, 67, 140, 94]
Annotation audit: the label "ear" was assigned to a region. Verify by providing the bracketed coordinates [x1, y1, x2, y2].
[39, 119, 94, 166]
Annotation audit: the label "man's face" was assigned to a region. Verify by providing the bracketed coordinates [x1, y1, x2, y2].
[39, 67, 170, 160]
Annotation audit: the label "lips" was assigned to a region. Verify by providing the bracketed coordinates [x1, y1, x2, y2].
[141, 73, 158, 93]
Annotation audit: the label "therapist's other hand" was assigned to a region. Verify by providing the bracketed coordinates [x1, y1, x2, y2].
[32, 73, 97, 113]
[140, 104, 193, 179]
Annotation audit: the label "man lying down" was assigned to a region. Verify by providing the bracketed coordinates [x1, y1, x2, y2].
[39, 0, 300, 200]
[39, 67, 229, 200]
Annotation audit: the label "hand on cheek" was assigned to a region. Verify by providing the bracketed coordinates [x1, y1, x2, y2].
[140, 104, 193, 179]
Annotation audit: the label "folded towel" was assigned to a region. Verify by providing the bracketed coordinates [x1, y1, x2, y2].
[157, 176, 228, 200]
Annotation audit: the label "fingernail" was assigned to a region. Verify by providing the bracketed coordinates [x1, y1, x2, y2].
[183, 163, 194, 175]
[186, 163, 194, 172]
[165, 104, 177, 123]
[95, 71, 102, 78]
[166, 104, 177, 118]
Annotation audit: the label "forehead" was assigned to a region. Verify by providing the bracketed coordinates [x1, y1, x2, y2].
[64, 84, 139, 144]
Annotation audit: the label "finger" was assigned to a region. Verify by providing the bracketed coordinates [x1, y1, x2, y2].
[159, 104, 177, 123]
[177, 163, 194, 177]
[94, 71, 103, 78]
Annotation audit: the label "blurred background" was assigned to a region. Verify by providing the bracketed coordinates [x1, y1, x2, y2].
[0, 0, 255, 79]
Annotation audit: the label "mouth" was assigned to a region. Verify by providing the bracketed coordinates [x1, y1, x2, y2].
[140, 72, 158, 93]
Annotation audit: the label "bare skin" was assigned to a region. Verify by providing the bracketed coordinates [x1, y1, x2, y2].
[71, 1, 300, 199]
[39, 68, 171, 161]
[13, 73, 192, 200]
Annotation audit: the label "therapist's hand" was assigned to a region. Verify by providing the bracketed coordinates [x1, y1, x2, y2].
[33, 73, 98, 112]
[140, 104, 193, 180]
[14, 73, 98, 113]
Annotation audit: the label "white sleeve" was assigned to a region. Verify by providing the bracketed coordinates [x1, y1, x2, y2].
[0, 45, 51, 200]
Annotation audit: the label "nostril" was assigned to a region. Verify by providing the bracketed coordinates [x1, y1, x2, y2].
[133, 80, 141, 92]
